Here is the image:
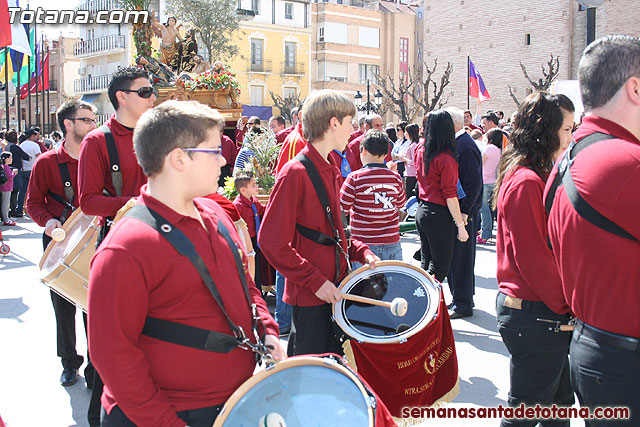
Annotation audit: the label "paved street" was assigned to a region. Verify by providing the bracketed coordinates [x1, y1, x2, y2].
[0, 216, 580, 426]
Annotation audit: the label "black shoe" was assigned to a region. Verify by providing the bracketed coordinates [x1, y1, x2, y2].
[12, 213, 23, 218]
[448, 309, 472, 319]
[61, 368, 78, 386]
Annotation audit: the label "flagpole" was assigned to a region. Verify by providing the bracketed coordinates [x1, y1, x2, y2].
[46, 42, 50, 133]
[16, 55, 21, 132]
[40, 34, 45, 132]
[467, 55, 470, 111]
[4, 48, 9, 129]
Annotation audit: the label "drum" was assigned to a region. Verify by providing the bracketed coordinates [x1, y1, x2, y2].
[213, 356, 375, 427]
[404, 196, 418, 218]
[39, 209, 100, 311]
[333, 260, 440, 344]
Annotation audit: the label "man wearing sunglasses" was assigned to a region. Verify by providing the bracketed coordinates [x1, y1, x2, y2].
[77, 65, 156, 427]
[26, 100, 97, 390]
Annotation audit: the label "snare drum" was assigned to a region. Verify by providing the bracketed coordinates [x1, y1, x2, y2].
[39, 209, 100, 312]
[213, 356, 375, 427]
[333, 260, 440, 344]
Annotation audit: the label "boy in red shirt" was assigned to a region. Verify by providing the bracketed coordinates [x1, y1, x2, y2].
[259, 89, 379, 356]
[340, 130, 406, 268]
[232, 171, 265, 291]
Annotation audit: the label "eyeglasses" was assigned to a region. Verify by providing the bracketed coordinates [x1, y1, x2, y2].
[117, 86, 155, 99]
[69, 117, 97, 124]
[182, 148, 223, 157]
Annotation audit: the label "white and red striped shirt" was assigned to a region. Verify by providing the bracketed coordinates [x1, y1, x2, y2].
[340, 164, 406, 245]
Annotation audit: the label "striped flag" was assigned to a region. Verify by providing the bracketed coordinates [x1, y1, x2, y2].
[468, 58, 491, 101]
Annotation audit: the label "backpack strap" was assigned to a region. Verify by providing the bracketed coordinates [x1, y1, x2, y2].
[545, 132, 638, 246]
[46, 151, 76, 224]
[99, 125, 123, 197]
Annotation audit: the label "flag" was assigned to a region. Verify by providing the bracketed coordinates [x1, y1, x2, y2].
[21, 51, 48, 98]
[0, 0, 11, 48]
[469, 58, 491, 101]
[7, 0, 31, 56]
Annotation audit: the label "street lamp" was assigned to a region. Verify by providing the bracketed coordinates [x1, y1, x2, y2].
[354, 79, 383, 114]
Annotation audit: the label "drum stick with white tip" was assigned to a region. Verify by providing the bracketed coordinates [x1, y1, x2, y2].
[51, 228, 66, 242]
[340, 294, 408, 317]
[259, 412, 287, 427]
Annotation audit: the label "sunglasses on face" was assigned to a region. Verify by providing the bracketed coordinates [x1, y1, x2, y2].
[182, 148, 223, 157]
[69, 117, 97, 124]
[117, 86, 155, 99]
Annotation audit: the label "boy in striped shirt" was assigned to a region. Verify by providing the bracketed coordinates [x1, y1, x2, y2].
[340, 130, 406, 268]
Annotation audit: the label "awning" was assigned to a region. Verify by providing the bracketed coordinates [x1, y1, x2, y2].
[80, 93, 100, 104]
[242, 105, 273, 121]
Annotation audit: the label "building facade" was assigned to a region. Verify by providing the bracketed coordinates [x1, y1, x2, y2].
[423, 0, 640, 116]
[228, 0, 312, 118]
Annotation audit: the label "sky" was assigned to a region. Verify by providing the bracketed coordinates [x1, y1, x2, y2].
[18, 0, 81, 40]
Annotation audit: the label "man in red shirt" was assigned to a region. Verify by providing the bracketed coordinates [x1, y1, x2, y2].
[269, 115, 286, 143]
[545, 35, 640, 423]
[89, 100, 284, 427]
[345, 114, 391, 171]
[218, 130, 237, 187]
[259, 89, 378, 356]
[77, 66, 154, 427]
[348, 115, 366, 142]
[275, 107, 298, 144]
[26, 100, 97, 388]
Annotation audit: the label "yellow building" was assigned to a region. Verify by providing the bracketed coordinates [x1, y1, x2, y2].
[229, 0, 311, 119]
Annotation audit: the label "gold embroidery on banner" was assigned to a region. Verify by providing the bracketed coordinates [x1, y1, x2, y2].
[403, 346, 454, 395]
[396, 337, 441, 370]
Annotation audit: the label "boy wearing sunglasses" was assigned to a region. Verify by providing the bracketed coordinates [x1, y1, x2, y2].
[77, 66, 156, 427]
[88, 101, 284, 426]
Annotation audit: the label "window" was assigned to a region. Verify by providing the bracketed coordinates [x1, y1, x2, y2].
[318, 26, 325, 42]
[359, 64, 379, 84]
[285, 2, 293, 19]
[284, 42, 296, 73]
[250, 86, 264, 105]
[323, 22, 347, 44]
[578, 4, 586, 11]
[525, 33, 531, 45]
[318, 61, 348, 82]
[399, 37, 409, 83]
[284, 87, 297, 100]
[251, 38, 263, 71]
[251, 0, 260, 14]
[358, 26, 379, 48]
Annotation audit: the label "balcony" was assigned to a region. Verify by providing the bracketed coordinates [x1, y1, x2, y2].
[74, 74, 112, 94]
[97, 113, 111, 124]
[74, 35, 126, 57]
[247, 59, 272, 73]
[282, 62, 306, 75]
[75, 0, 122, 15]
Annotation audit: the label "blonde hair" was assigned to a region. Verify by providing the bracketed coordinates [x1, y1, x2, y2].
[301, 89, 356, 142]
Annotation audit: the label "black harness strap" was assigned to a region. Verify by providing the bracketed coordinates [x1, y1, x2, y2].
[294, 153, 348, 284]
[545, 132, 638, 246]
[125, 204, 260, 353]
[55, 154, 74, 223]
[99, 125, 123, 197]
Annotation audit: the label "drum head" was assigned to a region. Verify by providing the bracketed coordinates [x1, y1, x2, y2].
[215, 357, 373, 426]
[39, 210, 97, 276]
[405, 196, 418, 217]
[334, 261, 440, 344]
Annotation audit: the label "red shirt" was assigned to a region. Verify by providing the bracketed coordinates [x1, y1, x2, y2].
[26, 142, 79, 226]
[545, 115, 640, 336]
[78, 115, 147, 223]
[275, 122, 306, 174]
[232, 194, 265, 238]
[415, 147, 458, 205]
[497, 166, 568, 314]
[221, 135, 237, 168]
[88, 188, 277, 426]
[234, 128, 246, 147]
[340, 164, 406, 245]
[275, 125, 294, 144]
[348, 129, 363, 143]
[203, 193, 240, 222]
[258, 142, 374, 306]
[345, 133, 392, 172]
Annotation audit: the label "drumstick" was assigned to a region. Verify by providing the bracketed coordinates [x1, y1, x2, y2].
[259, 413, 287, 427]
[341, 294, 408, 317]
[51, 228, 66, 242]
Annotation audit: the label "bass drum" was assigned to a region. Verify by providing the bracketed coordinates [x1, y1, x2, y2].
[333, 260, 440, 344]
[213, 356, 375, 427]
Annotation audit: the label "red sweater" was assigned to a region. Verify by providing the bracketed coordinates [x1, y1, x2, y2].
[275, 122, 306, 174]
[232, 194, 265, 238]
[348, 129, 363, 143]
[26, 142, 79, 226]
[276, 125, 294, 144]
[221, 134, 237, 168]
[78, 115, 147, 223]
[545, 115, 640, 336]
[203, 193, 240, 222]
[345, 133, 392, 172]
[415, 147, 458, 205]
[496, 166, 568, 314]
[340, 164, 406, 245]
[88, 188, 277, 426]
[258, 142, 374, 306]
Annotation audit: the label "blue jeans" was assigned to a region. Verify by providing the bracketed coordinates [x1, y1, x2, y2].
[480, 183, 495, 239]
[16, 170, 31, 215]
[352, 241, 402, 269]
[275, 270, 291, 331]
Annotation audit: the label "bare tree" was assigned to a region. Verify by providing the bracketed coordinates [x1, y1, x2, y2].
[269, 91, 303, 123]
[375, 58, 453, 122]
[508, 53, 560, 107]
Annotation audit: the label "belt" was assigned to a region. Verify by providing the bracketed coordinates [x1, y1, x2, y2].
[575, 320, 640, 353]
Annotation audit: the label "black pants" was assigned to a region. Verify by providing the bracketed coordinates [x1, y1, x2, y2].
[496, 292, 573, 427]
[570, 321, 639, 426]
[405, 176, 417, 199]
[446, 217, 477, 315]
[101, 403, 223, 427]
[415, 200, 455, 282]
[250, 236, 262, 291]
[288, 303, 343, 357]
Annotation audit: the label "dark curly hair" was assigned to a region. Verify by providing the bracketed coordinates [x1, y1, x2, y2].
[422, 110, 457, 174]
[492, 92, 575, 209]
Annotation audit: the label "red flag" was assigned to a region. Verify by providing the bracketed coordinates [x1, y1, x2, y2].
[0, 0, 11, 48]
[20, 51, 48, 99]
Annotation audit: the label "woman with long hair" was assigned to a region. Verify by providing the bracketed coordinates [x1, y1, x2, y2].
[477, 127, 503, 243]
[415, 110, 469, 282]
[402, 123, 421, 198]
[494, 92, 575, 427]
[391, 121, 408, 178]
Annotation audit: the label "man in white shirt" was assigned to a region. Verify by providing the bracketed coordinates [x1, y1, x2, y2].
[15, 129, 42, 217]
